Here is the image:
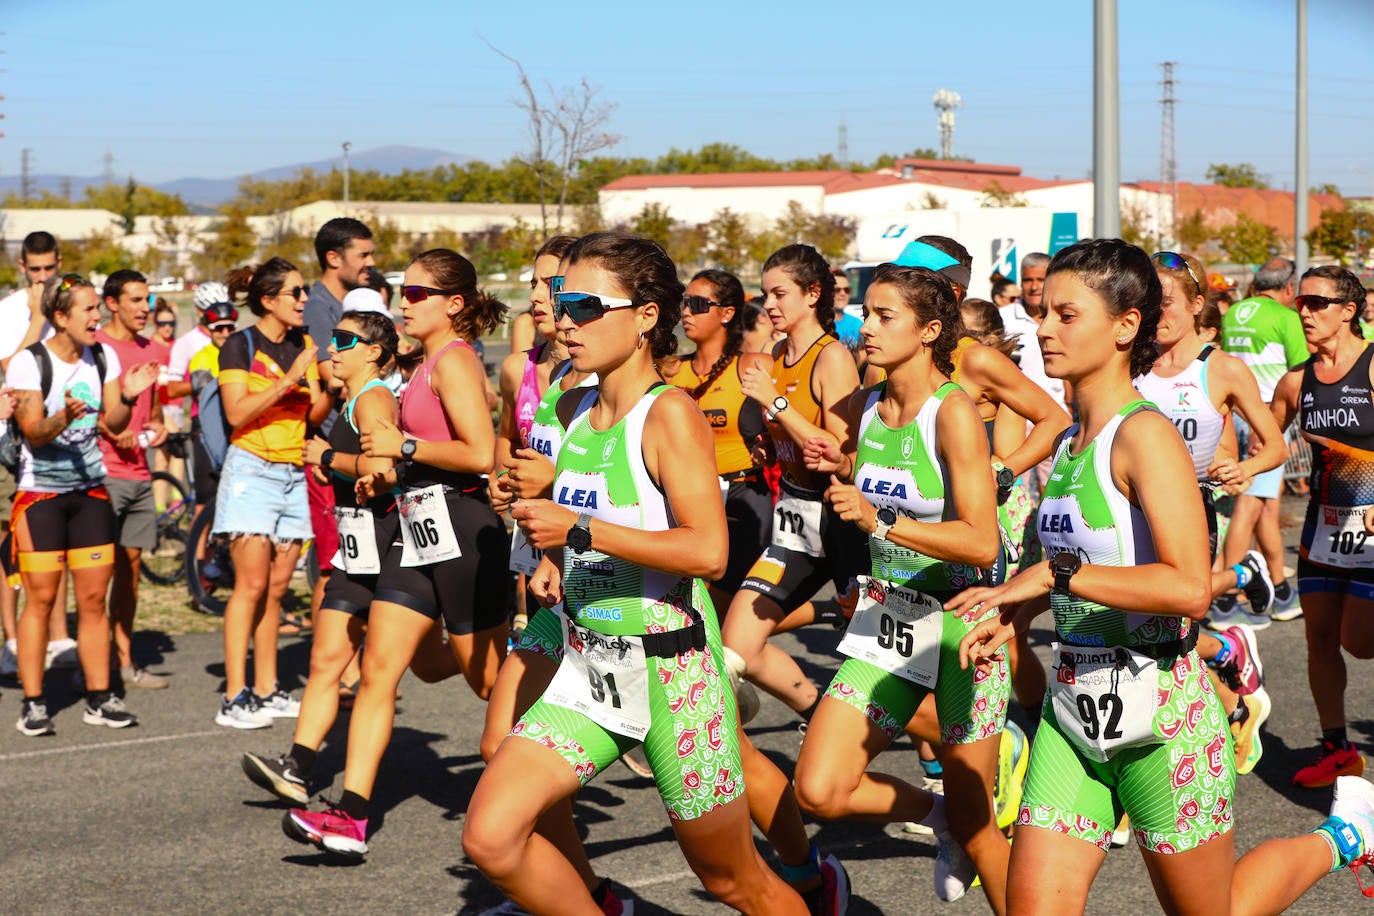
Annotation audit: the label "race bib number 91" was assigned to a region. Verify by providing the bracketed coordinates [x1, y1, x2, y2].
[545, 620, 653, 741]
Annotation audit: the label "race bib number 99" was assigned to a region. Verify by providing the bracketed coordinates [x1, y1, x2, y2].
[1050, 642, 1161, 762]
[333, 506, 380, 575]
[545, 620, 653, 741]
[836, 577, 943, 687]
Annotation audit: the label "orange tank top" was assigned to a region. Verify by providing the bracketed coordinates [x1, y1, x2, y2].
[767, 334, 834, 491]
[669, 355, 757, 475]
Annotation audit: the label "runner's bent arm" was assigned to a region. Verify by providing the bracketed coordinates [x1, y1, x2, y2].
[1214, 353, 1287, 478]
[882, 391, 1000, 568]
[1269, 367, 1303, 435]
[961, 343, 1071, 475]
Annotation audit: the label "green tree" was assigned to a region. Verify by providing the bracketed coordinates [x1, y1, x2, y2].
[1205, 163, 1269, 190]
[705, 208, 755, 275]
[368, 219, 417, 272]
[1, 188, 79, 208]
[1218, 214, 1282, 265]
[63, 229, 136, 276]
[1312, 183, 1342, 196]
[1175, 210, 1216, 257]
[1307, 206, 1374, 266]
[630, 203, 674, 250]
[1119, 205, 1159, 253]
[83, 180, 189, 227]
[193, 205, 257, 280]
[666, 223, 709, 274]
[979, 180, 1028, 208]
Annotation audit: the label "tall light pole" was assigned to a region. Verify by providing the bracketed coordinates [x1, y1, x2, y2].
[1295, 0, 1309, 274]
[342, 141, 352, 213]
[1093, 0, 1120, 239]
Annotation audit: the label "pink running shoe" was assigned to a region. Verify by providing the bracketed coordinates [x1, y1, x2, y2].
[283, 803, 368, 859]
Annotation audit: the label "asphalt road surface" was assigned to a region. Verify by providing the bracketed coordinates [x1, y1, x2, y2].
[1, 503, 1366, 914]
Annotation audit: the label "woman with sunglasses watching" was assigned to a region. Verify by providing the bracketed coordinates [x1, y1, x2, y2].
[952, 239, 1374, 914]
[213, 257, 331, 729]
[1136, 250, 1288, 777]
[1271, 265, 1374, 790]
[723, 244, 866, 725]
[791, 263, 1007, 910]
[282, 249, 509, 859]
[242, 309, 459, 808]
[464, 232, 804, 915]
[10, 274, 160, 735]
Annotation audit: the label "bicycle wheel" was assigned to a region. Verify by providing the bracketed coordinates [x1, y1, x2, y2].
[186, 503, 235, 616]
[142, 471, 192, 586]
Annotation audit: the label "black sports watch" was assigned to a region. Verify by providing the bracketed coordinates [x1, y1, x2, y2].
[566, 512, 593, 554]
[873, 506, 898, 541]
[400, 438, 418, 461]
[991, 459, 1015, 491]
[320, 448, 336, 471]
[1049, 550, 1082, 595]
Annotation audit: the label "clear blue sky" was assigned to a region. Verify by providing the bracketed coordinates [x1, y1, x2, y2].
[4, 0, 1372, 194]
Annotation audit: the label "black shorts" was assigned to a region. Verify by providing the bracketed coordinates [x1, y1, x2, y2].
[374, 488, 510, 635]
[192, 431, 220, 508]
[717, 475, 773, 595]
[13, 488, 117, 570]
[738, 492, 869, 614]
[320, 511, 399, 619]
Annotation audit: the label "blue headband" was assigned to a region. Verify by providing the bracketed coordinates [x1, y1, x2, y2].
[893, 240, 959, 271]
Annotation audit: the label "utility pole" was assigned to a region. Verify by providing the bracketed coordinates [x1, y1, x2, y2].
[1159, 62, 1178, 248]
[342, 141, 352, 212]
[60, 175, 71, 202]
[837, 119, 848, 170]
[102, 150, 114, 185]
[20, 147, 31, 200]
[1295, 0, 1309, 274]
[1093, 0, 1121, 238]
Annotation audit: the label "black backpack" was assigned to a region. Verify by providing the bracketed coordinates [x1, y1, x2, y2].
[0, 341, 108, 474]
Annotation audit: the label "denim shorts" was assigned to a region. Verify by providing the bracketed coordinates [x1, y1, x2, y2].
[212, 444, 312, 541]
[1234, 414, 1284, 500]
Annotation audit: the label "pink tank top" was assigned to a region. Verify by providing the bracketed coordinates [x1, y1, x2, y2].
[514, 342, 546, 447]
[399, 339, 478, 489]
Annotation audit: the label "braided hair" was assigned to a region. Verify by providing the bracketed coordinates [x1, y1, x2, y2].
[685, 269, 747, 400]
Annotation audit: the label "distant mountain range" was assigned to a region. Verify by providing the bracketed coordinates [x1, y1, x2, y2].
[0, 146, 470, 210]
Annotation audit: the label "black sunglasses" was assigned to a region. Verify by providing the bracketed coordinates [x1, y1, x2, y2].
[155, 319, 177, 328]
[1295, 294, 1350, 312]
[552, 290, 638, 324]
[280, 285, 308, 301]
[683, 295, 721, 315]
[331, 328, 378, 351]
[400, 285, 460, 304]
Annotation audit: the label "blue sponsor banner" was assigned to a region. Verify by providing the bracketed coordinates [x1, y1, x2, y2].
[1049, 212, 1079, 254]
[991, 238, 1018, 281]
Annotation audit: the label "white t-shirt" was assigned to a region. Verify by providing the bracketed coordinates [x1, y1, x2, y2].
[168, 325, 212, 382]
[0, 288, 54, 366]
[6, 341, 123, 493]
[999, 302, 1066, 411]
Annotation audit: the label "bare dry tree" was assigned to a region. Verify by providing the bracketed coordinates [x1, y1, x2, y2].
[484, 39, 620, 235]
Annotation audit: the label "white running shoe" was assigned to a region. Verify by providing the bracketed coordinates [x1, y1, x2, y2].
[45, 638, 79, 670]
[215, 689, 273, 729]
[255, 689, 301, 718]
[1329, 776, 1374, 872]
[1271, 585, 1303, 622]
[934, 828, 976, 902]
[1206, 602, 1270, 632]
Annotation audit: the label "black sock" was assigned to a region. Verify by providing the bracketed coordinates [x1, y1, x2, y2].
[1323, 726, 1349, 748]
[338, 789, 370, 821]
[1214, 593, 1237, 612]
[86, 689, 111, 705]
[1274, 581, 1293, 602]
[289, 743, 316, 774]
[23, 694, 43, 705]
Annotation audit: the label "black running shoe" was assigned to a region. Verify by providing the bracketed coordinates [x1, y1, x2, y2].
[242, 751, 310, 804]
[16, 698, 55, 737]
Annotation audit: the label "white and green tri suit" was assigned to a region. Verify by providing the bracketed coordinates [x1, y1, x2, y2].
[824, 382, 1010, 743]
[513, 364, 597, 660]
[512, 385, 743, 821]
[1020, 400, 1235, 854]
[1135, 345, 1228, 557]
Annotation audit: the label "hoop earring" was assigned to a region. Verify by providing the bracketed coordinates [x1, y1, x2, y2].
[637, 331, 645, 349]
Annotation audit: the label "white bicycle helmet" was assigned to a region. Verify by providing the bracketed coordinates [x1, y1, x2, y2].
[193, 281, 229, 311]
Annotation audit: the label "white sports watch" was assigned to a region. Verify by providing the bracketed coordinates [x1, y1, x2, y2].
[767, 395, 790, 421]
